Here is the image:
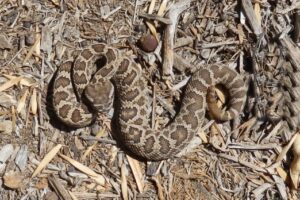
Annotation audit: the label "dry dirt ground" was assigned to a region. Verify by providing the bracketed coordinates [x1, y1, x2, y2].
[1, 0, 300, 199]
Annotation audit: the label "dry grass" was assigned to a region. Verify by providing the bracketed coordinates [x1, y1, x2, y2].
[0, 0, 300, 199]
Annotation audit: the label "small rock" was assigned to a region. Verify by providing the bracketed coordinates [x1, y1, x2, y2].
[0, 144, 14, 163]
[200, 49, 211, 59]
[23, 21, 32, 29]
[215, 24, 228, 35]
[138, 34, 158, 52]
[15, 145, 28, 171]
[100, 5, 110, 17]
[25, 33, 35, 46]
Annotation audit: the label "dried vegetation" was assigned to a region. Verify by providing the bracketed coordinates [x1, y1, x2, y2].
[1, 0, 300, 199]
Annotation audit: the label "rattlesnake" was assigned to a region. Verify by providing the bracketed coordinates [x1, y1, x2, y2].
[53, 43, 247, 160]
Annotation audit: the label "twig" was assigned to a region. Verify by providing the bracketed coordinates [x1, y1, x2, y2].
[174, 36, 193, 48]
[293, 10, 300, 43]
[80, 136, 117, 145]
[102, 6, 121, 20]
[228, 142, 278, 150]
[218, 153, 267, 173]
[278, 35, 300, 71]
[48, 175, 73, 200]
[241, 0, 262, 36]
[275, 1, 300, 14]
[162, 0, 191, 80]
[198, 40, 240, 49]
[139, 13, 172, 25]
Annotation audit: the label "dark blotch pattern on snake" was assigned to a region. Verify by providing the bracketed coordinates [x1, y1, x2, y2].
[52, 43, 247, 161]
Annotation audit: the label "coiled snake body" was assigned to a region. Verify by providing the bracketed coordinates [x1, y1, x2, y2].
[53, 43, 247, 160]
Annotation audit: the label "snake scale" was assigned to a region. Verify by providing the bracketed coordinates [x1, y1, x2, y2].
[53, 43, 247, 160]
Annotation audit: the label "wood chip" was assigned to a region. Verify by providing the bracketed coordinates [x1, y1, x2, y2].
[126, 155, 144, 193]
[32, 144, 62, 178]
[290, 133, 300, 189]
[121, 163, 128, 200]
[0, 76, 22, 93]
[0, 34, 13, 49]
[3, 171, 24, 189]
[59, 153, 105, 186]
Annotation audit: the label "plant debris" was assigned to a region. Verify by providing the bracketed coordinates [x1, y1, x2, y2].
[1, 0, 300, 199]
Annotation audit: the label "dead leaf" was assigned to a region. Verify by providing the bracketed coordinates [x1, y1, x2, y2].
[0, 76, 22, 92]
[276, 133, 298, 163]
[17, 89, 29, 113]
[121, 163, 128, 200]
[32, 144, 62, 178]
[59, 153, 105, 186]
[126, 155, 144, 193]
[290, 133, 300, 189]
[3, 171, 24, 189]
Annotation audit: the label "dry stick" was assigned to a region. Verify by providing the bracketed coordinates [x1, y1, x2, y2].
[48, 175, 73, 200]
[278, 35, 300, 70]
[38, 56, 45, 126]
[80, 135, 117, 145]
[218, 153, 267, 173]
[250, 49, 264, 118]
[293, 10, 300, 43]
[102, 6, 121, 20]
[145, 0, 159, 40]
[277, 31, 300, 127]
[72, 193, 119, 199]
[290, 133, 300, 189]
[241, 0, 262, 36]
[198, 1, 211, 31]
[162, 0, 191, 81]
[199, 40, 240, 49]
[276, 1, 300, 14]
[133, 0, 138, 24]
[139, 13, 172, 25]
[174, 36, 193, 48]
[228, 142, 278, 150]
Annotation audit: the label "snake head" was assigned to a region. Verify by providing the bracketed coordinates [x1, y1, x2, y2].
[84, 81, 114, 114]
